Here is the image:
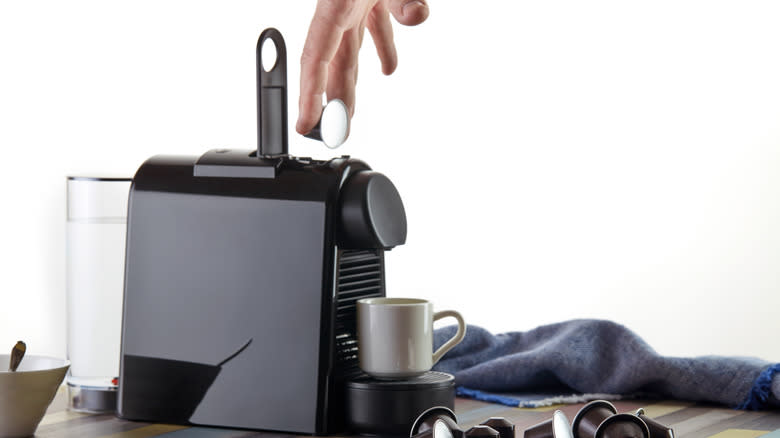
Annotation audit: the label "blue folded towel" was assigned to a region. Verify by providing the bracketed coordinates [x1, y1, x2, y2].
[432, 319, 780, 410]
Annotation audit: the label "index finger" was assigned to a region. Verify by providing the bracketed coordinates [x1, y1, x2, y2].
[297, 2, 350, 135]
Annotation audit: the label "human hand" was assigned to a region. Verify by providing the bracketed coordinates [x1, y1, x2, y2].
[296, 0, 429, 136]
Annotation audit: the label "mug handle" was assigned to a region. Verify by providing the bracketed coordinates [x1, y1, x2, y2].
[431, 310, 467, 365]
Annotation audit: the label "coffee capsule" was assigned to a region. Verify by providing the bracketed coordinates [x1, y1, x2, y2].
[524, 410, 572, 438]
[552, 410, 574, 438]
[411, 406, 461, 438]
[634, 409, 674, 438]
[594, 414, 650, 438]
[466, 425, 500, 438]
[481, 417, 515, 438]
[524, 417, 553, 438]
[571, 400, 618, 438]
[303, 99, 350, 148]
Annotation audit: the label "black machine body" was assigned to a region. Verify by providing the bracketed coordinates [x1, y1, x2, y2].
[117, 28, 407, 434]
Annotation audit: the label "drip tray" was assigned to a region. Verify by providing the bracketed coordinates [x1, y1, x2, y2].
[346, 371, 455, 437]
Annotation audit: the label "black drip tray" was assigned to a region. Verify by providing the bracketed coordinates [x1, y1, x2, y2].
[346, 371, 455, 437]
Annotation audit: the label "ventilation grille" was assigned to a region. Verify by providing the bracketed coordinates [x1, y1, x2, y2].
[333, 249, 384, 378]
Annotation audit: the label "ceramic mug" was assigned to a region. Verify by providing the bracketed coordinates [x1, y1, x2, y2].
[357, 297, 467, 379]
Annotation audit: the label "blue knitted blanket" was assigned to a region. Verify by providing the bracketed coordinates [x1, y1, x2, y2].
[432, 319, 780, 410]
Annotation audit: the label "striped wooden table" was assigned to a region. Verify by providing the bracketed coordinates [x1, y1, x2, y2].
[37, 387, 780, 438]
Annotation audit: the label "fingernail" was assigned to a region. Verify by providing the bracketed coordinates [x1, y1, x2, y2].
[403, 0, 426, 15]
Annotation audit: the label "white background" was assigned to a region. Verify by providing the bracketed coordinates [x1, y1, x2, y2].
[1, 1, 779, 362]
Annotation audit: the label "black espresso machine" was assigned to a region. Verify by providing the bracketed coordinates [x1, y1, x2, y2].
[117, 29, 419, 434]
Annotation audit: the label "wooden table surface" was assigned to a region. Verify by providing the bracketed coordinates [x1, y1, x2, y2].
[36, 387, 780, 438]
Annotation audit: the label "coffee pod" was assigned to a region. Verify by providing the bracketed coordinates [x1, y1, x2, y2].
[524, 410, 572, 438]
[552, 410, 574, 438]
[524, 417, 553, 438]
[571, 400, 618, 438]
[411, 418, 462, 438]
[303, 99, 350, 148]
[411, 406, 460, 438]
[480, 417, 515, 438]
[466, 425, 500, 438]
[634, 409, 674, 438]
[594, 414, 650, 438]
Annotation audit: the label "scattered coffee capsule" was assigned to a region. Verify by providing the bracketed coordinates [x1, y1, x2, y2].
[594, 414, 650, 438]
[552, 410, 574, 438]
[523, 401, 671, 438]
[524, 417, 553, 438]
[466, 425, 500, 438]
[304, 98, 350, 148]
[412, 419, 458, 438]
[411, 407, 462, 438]
[634, 409, 675, 438]
[571, 400, 618, 438]
[525, 410, 573, 438]
[481, 417, 516, 438]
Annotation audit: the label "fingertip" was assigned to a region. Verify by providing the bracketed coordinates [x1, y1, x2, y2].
[298, 91, 326, 135]
[382, 57, 398, 75]
[296, 100, 310, 134]
[296, 119, 310, 135]
[397, 0, 429, 26]
[296, 108, 317, 135]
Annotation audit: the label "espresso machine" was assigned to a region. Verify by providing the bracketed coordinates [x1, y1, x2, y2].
[117, 28, 415, 434]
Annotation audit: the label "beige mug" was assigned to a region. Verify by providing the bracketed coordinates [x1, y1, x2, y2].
[357, 297, 467, 379]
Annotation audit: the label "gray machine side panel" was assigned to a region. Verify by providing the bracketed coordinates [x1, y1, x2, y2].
[122, 190, 325, 432]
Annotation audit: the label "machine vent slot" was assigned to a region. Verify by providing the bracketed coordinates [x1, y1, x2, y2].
[333, 249, 384, 378]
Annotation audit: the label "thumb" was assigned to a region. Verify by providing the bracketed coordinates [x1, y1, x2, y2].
[388, 0, 429, 26]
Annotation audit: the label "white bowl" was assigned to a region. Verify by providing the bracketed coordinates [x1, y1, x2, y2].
[0, 354, 70, 438]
